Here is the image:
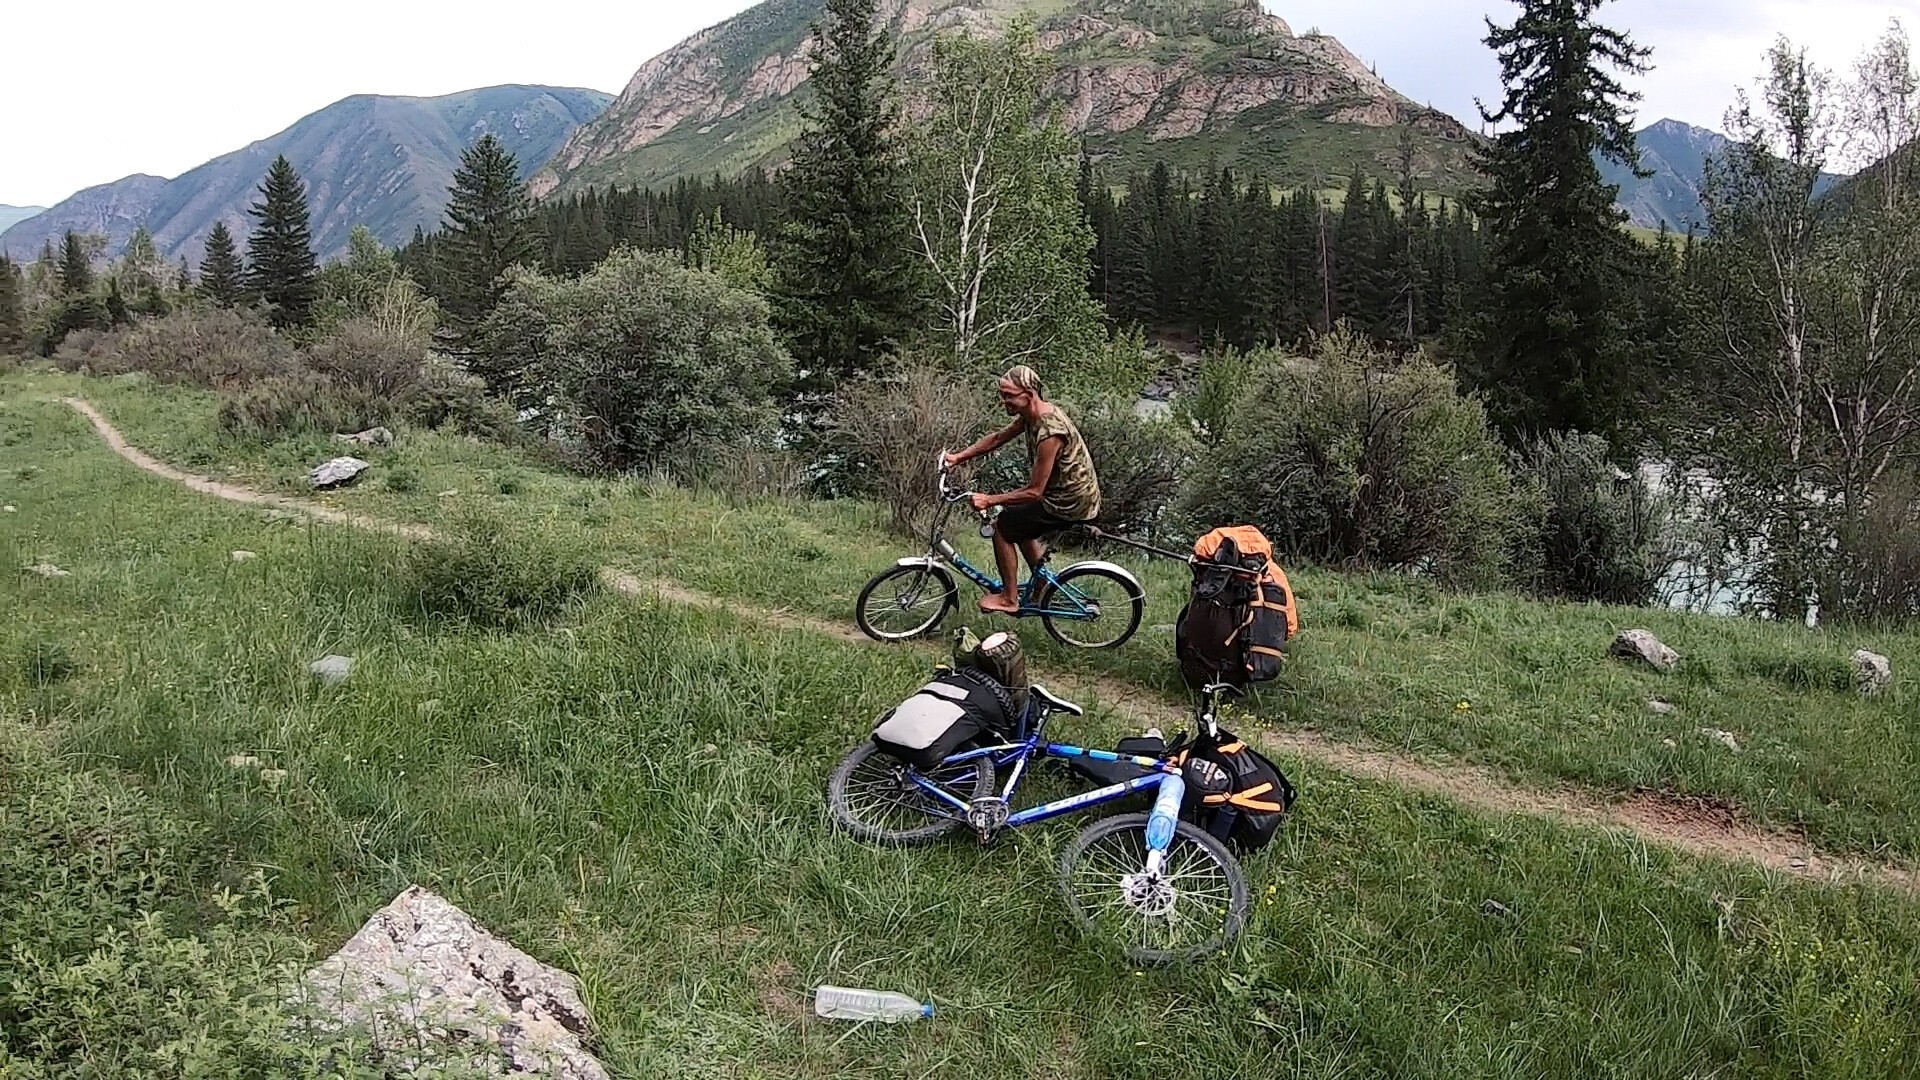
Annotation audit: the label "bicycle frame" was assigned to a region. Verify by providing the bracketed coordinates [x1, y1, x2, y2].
[906, 464, 1108, 622]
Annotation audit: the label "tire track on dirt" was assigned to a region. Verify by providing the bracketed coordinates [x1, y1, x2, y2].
[59, 397, 1919, 894]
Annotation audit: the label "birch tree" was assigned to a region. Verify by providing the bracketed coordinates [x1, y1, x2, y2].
[904, 22, 1101, 375]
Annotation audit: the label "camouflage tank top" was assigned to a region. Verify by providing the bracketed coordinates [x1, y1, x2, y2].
[1024, 405, 1101, 522]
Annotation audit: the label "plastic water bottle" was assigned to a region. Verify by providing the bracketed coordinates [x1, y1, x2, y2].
[813, 985, 934, 1023]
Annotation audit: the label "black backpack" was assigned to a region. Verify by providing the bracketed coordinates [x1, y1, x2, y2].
[1177, 527, 1296, 690]
[870, 668, 1012, 770]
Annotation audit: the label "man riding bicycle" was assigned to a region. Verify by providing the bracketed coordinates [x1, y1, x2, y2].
[942, 366, 1101, 615]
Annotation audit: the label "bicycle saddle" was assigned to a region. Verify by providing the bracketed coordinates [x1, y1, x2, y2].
[1030, 684, 1084, 716]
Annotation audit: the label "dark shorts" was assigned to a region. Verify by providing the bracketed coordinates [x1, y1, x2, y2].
[997, 504, 1092, 545]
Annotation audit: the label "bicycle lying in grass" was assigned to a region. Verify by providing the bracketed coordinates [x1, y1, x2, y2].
[854, 458, 1146, 649]
[826, 680, 1253, 965]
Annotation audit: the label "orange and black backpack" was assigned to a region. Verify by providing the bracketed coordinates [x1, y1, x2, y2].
[1176, 526, 1298, 690]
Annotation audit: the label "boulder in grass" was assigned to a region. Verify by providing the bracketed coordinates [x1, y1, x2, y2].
[311, 457, 371, 489]
[335, 426, 395, 448]
[300, 885, 607, 1079]
[1609, 629, 1678, 672]
[1852, 649, 1892, 697]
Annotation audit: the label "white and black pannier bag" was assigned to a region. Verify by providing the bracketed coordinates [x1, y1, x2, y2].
[870, 668, 1013, 770]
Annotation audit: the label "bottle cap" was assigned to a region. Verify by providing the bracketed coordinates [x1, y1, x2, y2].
[921, 1002, 935, 1018]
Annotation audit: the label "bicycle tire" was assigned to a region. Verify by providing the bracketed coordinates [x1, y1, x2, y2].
[1057, 812, 1250, 965]
[1037, 564, 1145, 649]
[855, 564, 958, 642]
[826, 742, 997, 846]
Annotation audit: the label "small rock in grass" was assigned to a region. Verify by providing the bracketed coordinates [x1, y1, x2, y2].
[260, 768, 288, 790]
[25, 563, 70, 578]
[2, 505, 15, 513]
[437, 490, 460, 498]
[310, 654, 355, 683]
[231, 550, 258, 562]
[1610, 628, 1678, 672]
[335, 426, 395, 448]
[310, 457, 371, 489]
[1480, 899, 1516, 920]
[1646, 698, 1677, 715]
[1661, 738, 1678, 750]
[1852, 649, 1892, 697]
[225, 753, 263, 769]
[1700, 727, 1741, 752]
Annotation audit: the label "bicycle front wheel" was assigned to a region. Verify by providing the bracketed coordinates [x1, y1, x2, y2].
[855, 564, 957, 642]
[1058, 813, 1250, 965]
[1037, 565, 1145, 649]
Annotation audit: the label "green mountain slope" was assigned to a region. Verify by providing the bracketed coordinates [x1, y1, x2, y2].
[1, 85, 612, 264]
[533, 0, 1480, 199]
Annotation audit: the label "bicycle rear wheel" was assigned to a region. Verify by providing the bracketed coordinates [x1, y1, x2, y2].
[826, 742, 996, 846]
[1037, 565, 1145, 649]
[1057, 812, 1249, 965]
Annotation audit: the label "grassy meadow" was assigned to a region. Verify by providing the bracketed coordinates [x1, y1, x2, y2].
[6, 369, 1920, 1076]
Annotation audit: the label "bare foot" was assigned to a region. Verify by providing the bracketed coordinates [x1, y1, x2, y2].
[978, 593, 1020, 615]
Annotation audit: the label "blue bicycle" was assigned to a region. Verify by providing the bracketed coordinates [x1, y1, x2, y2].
[826, 681, 1252, 965]
[854, 459, 1146, 649]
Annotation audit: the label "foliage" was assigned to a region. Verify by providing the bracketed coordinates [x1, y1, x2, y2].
[244, 156, 319, 330]
[1183, 327, 1526, 589]
[198, 222, 246, 307]
[52, 306, 297, 388]
[480, 249, 789, 470]
[1679, 26, 1920, 624]
[403, 509, 597, 629]
[1515, 430, 1678, 605]
[684, 209, 771, 293]
[0, 255, 22, 355]
[437, 134, 541, 375]
[1822, 470, 1920, 626]
[0, 731, 440, 1078]
[216, 372, 383, 442]
[772, 0, 920, 416]
[1174, 346, 1257, 449]
[313, 226, 440, 338]
[407, 357, 524, 442]
[1064, 393, 1195, 542]
[301, 317, 429, 401]
[1465, 0, 1653, 443]
[904, 21, 1102, 374]
[824, 358, 990, 535]
[13, 638, 78, 688]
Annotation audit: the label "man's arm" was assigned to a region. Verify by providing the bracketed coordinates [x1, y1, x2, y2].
[946, 419, 1023, 468]
[978, 435, 1061, 510]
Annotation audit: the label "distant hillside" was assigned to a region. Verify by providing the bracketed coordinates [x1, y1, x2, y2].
[0, 205, 47, 241]
[0, 85, 612, 265]
[535, 0, 1481, 200]
[1602, 118, 1846, 232]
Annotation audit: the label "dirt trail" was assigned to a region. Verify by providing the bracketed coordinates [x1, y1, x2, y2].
[59, 397, 1920, 894]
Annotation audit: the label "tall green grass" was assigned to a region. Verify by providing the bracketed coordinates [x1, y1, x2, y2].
[6, 380, 1920, 1077]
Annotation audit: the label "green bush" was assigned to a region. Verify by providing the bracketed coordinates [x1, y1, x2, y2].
[478, 249, 790, 470]
[0, 730, 455, 1078]
[216, 372, 386, 443]
[15, 639, 78, 687]
[407, 357, 524, 442]
[1515, 431, 1678, 605]
[1183, 328, 1526, 590]
[300, 316, 428, 400]
[1065, 393, 1195, 542]
[53, 306, 296, 388]
[404, 510, 598, 629]
[1174, 347, 1257, 449]
[826, 360, 991, 535]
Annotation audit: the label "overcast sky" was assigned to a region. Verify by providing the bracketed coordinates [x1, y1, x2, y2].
[2, 0, 1912, 208]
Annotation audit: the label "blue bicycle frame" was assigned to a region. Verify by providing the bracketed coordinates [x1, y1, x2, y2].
[931, 537, 1105, 621]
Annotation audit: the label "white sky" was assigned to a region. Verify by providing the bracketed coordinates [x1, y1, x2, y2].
[2, 0, 1913, 208]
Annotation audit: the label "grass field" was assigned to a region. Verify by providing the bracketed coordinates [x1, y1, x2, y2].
[7, 371, 1920, 1076]
[20, 369, 1920, 863]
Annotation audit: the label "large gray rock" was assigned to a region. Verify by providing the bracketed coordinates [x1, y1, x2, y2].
[310, 654, 355, 683]
[300, 886, 606, 1079]
[1853, 649, 1892, 697]
[1610, 629, 1679, 672]
[335, 426, 395, 448]
[311, 457, 371, 489]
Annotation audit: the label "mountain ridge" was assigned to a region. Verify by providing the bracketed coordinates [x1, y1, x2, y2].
[1, 84, 612, 265]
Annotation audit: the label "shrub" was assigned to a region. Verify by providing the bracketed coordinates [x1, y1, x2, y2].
[825, 360, 991, 535]
[1065, 393, 1195, 542]
[1183, 328, 1525, 590]
[407, 357, 524, 442]
[52, 306, 296, 388]
[1822, 470, 1920, 625]
[383, 465, 421, 493]
[301, 317, 428, 400]
[478, 250, 789, 469]
[404, 510, 598, 629]
[1174, 347, 1257, 449]
[217, 372, 386, 442]
[662, 436, 810, 502]
[1515, 431, 1679, 605]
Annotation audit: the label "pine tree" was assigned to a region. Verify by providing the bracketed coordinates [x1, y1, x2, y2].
[199, 222, 245, 307]
[771, 0, 922, 436]
[0, 256, 23, 354]
[1468, 0, 1652, 443]
[58, 230, 94, 295]
[438, 134, 540, 374]
[244, 155, 319, 328]
[176, 257, 193, 295]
